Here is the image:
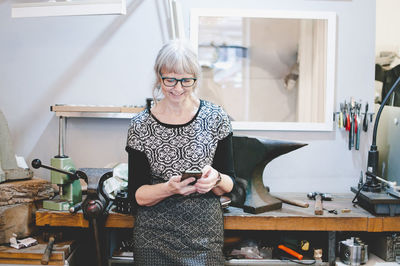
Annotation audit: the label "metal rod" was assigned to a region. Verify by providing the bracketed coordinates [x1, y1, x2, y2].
[58, 116, 66, 157]
[92, 219, 103, 266]
[366, 171, 397, 187]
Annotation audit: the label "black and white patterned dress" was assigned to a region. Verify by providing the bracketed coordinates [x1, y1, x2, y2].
[126, 100, 235, 266]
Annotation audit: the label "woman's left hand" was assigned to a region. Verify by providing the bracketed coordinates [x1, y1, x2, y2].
[195, 165, 219, 194]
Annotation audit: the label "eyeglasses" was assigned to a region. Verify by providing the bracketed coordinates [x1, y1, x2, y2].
[161, 77, 197, 87]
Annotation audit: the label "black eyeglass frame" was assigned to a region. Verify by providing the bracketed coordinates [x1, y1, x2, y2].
[160, 76, 197, 87]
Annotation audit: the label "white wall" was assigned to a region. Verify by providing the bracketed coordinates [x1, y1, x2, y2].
[376, 0, 400, 55]
[0, 0, 376, 193]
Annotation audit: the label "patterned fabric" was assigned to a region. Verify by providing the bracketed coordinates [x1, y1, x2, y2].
[127, 100, 232, 181]
[126, 100, 232, 266]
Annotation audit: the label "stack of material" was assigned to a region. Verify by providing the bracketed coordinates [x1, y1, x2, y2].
[0, 178, 53, 244]
[0, 240, 75, 265]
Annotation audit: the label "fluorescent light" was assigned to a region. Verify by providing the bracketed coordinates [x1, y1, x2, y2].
[11, 0, 126, 18]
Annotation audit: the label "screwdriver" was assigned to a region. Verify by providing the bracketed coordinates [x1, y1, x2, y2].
[363, 103, 369, 132]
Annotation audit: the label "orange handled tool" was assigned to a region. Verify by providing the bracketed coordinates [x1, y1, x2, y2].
[278, 244, 303, 260]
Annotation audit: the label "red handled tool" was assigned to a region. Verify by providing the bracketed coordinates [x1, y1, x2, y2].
[278, 244, 303, 260]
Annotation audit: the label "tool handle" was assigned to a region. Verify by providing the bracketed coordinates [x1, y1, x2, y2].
[363, 103, 369, 132]
[356, 118, 361, 150]
[41, 236, 55, 265]
[32, 159, 74, 178]
[278, 244, 303, 260]
[348, 116, 354, 150]
[314, 194, 323, 215]
[338, 112, 343, 128]
[69, 202, 82, 213]
[273, 195, 309, 208]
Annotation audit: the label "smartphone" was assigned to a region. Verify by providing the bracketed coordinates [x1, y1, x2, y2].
[181, 170, 202, 182]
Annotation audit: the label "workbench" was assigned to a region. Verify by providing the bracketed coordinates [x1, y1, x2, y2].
[35, 193, 400, 265]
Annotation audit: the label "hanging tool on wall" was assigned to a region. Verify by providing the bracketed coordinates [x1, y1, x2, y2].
[334, 99, 374, 151]
[363, 103, 369, 132]
[355, 103, 362, 150]
[338, 103, 344, 129]
[348, 98, 355, 150]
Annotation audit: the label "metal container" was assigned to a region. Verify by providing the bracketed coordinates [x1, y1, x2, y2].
[339, 238, 368, 265]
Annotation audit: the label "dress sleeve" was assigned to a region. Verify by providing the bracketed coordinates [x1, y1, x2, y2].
[126, 146, 151, 213]
[212, 132, 236, 184]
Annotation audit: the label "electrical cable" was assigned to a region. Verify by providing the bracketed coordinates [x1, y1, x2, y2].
[352, 182, 367, 205]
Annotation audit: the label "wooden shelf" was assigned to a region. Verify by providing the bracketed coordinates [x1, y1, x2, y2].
[50, 104, 145, 119]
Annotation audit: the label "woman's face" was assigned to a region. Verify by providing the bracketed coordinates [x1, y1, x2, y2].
[159, 72, 196, 104]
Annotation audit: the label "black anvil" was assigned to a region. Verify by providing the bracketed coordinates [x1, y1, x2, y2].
[229, 136, 307, 214]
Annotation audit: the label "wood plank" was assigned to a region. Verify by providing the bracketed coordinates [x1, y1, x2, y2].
[51, 105, 121, 112]
[0, 258, 64, 265]
[35, 209, 134, 228]
[35, 210, 88, 228]
[367, 217, 383, 232]
[51, 105, 144, 113]
[0, 241, 73, 260]
[382, 217, 400, 231]
[105, 212, 134, 228]
[120, 106, 145, 113]
[224, 216, 368, 231]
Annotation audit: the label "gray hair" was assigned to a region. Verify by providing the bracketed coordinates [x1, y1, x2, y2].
[152, 40, 201, 100]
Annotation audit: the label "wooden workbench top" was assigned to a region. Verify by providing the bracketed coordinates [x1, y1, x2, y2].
[35, 193, 400, 232]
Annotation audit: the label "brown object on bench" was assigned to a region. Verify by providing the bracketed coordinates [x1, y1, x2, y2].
[0, 240, 75, 265]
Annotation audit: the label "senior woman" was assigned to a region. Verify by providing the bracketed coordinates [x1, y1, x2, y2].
[126, 40, 236, 265]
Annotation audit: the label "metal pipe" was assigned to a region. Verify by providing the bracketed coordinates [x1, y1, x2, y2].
[168, 0, 176, 39]
[58, 116, 66, 157]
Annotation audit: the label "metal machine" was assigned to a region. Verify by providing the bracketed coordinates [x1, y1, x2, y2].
[31, 159, 87, 211]
[0, 110, 33, 183]
[352, 77, 400, 216]
[33, 116, 83, 211]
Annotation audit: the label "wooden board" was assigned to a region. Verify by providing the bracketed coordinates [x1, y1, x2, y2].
[0, 240, 74, 265]
[0, 240, 73, 260]
[35, 209, 134, 228]
[51, 105, 144, 113]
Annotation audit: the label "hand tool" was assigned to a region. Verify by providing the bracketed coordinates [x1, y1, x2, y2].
[338, 103, 344, 128]
[31, 159, 88, 211]
[69, 202, 82, 213]
[355, 104, 361, 150]
[307, 192, 332, 201]
[271, 194, 309, 208]
[41, 231, 62, 265]
[349, 99, 355, 150]
[307, 192, 332, 215]
[41, 236, 55, 265]
[278, 244, 303, 260]
[345, 102, 350, 130]
[314, 194, 323, 215]
[363, 103, 368, 132]
[323, 208, 338, 215]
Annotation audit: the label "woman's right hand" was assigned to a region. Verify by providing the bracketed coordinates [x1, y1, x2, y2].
[166, 175, 197, 196]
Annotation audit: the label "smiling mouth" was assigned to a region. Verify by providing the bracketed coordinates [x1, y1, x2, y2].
[170, 91, 184, 96]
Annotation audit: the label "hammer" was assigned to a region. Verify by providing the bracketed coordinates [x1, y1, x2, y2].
[41, 231, 62, 265]
[307, 192, 332, 215]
